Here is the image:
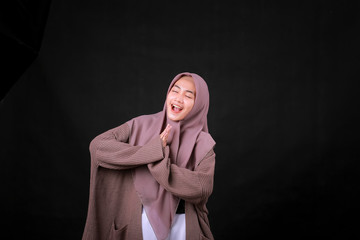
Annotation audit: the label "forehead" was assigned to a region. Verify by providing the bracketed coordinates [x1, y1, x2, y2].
[173, 76, 196, 92]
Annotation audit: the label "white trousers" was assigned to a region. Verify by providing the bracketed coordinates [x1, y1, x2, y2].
[142, 208, 186, 240]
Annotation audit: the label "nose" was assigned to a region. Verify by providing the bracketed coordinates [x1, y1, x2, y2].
[174, 95, 184, 103]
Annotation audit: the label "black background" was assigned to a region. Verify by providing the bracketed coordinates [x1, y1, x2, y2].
[1, 0, 359, 239]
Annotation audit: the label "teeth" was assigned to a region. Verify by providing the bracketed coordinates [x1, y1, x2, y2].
[172, 104, 182, 109]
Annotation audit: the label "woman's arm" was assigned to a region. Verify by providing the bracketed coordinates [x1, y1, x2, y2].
[147, 149, 216, 205]
[90, 123, 164, 170]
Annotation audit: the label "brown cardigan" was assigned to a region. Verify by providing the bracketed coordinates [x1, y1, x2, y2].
[82, 123, 216, 240]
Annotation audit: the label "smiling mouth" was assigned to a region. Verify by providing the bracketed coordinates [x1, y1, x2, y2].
[171, 104, 183, 113]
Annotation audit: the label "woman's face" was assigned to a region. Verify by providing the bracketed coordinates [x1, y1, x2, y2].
[166, 76, 196, 121]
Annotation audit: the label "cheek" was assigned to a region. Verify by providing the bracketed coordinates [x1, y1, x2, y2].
[166, 95, 172, 105]
[167, 93, 175, 102]
[185, 100, 195, 112]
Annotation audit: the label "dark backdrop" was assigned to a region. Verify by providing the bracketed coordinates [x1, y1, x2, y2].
[1, 0, 359, 239]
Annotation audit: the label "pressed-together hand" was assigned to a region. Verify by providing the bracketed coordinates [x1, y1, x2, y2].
[160, 124, 172, 148]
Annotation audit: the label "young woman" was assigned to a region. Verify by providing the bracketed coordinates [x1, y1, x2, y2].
[82, 72, 216, 240]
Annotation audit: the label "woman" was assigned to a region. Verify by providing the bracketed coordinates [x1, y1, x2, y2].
[82, 72, 216, 240]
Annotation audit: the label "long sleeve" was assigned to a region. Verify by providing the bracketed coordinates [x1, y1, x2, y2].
[147, 149, 215, 204]
[90, 123, 165, 170]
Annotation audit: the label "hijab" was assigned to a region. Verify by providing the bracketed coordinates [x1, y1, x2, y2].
[126, 72, 215, 239]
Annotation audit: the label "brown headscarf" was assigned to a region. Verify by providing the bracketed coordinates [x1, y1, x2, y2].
[126, 72, 215, 239]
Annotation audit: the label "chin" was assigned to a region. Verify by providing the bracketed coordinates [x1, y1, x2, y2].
[167, 115, 181, 122]
[167, 112, 182, 122]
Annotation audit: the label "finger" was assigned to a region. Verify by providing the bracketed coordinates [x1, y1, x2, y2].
[166, 124, 172, 134]
[162, 125, 170, 137]
[164, 128, 171, 138]
[160, 125, 168, 137]
[161, 124, 169, 135]
[160, 125, 171, 143]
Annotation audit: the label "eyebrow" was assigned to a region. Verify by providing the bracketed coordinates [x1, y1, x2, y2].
[174, 84, 195, 95]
